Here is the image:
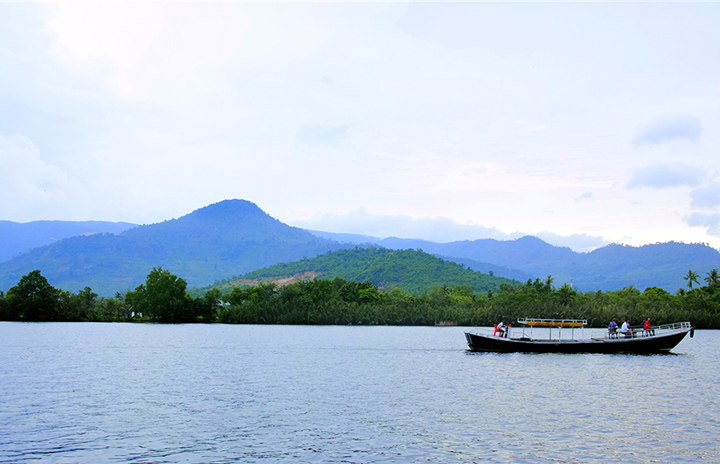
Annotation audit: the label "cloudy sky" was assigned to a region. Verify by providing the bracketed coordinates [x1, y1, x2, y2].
[2, 2, 719, 252]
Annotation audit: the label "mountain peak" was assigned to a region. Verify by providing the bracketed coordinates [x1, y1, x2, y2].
[186, 199, 269, 221]
[119, 198, 290, 243]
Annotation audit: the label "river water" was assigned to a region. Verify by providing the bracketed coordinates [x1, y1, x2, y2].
[0, 323, 717, 463]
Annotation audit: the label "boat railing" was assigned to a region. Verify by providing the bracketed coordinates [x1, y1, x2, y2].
[606, 321, 692, 339]
[655, 321, 692, 331]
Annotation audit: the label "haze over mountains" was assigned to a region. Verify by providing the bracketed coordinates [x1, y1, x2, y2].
[1, 199, 718, 296]
[0, 220, 135, 263]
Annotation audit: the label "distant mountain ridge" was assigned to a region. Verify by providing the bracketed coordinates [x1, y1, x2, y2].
[0, 200, 347, 296]
[0, 220, 136, 263]
[309, 232, 720, 292]
[1, 199, 719, 295]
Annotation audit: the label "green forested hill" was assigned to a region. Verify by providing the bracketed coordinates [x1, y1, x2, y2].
[235, 247, 518, 295]
[312, 232, 720, 292]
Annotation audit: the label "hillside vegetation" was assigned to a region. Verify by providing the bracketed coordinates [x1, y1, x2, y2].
[3, 267, 720, 329]
[317, 233, 720, 292]
[222, 247, 518, 296]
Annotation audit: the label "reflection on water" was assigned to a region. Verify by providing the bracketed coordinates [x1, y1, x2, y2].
[0, 323, 717, 463]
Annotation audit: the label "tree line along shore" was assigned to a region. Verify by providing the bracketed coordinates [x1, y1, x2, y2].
[1, 268, 719, 329]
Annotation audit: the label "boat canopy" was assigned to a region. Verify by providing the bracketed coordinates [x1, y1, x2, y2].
[516, 318, 587, 328]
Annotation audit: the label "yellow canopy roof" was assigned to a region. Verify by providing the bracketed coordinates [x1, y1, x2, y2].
[517, 318, 587, 328]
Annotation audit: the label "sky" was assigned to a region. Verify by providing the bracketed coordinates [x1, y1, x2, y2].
[1, 1, 719, 253]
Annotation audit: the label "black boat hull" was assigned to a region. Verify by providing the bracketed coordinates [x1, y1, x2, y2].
[465, 330, 691, 354]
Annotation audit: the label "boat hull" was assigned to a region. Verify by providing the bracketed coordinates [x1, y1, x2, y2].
[465, 329, 691, 354]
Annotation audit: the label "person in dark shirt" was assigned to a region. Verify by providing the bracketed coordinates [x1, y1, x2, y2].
[608, 319, 618, 338]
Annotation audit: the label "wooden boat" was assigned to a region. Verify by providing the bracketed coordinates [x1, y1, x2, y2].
[465, 318, 693, 354]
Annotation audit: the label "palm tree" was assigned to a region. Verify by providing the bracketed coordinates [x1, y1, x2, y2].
[545, 275, 554, 288]
[545, 275, 554, 298]
[705, 269, 720, 288]
[684, 269, 700, 289]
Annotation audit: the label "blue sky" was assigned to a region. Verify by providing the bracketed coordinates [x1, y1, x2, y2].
[1, 2, 719, 252]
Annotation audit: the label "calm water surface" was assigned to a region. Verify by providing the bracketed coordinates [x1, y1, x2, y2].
[1, 323, 718, 463]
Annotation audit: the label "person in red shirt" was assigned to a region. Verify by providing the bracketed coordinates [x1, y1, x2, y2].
[643, 318, 654, 336]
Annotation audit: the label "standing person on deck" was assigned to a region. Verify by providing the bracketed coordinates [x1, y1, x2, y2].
[644, 318, 654, 336]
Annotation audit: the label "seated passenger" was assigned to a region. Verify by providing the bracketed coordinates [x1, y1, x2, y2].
[620, 319, 632, 338]
[608, 319, 618, 338]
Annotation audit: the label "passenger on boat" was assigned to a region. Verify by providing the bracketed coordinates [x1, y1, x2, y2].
[643, 318, 654, 336]
[608, 319, 618, 338]
[620, 319, 632, 338]
[496, 321, 506, 337]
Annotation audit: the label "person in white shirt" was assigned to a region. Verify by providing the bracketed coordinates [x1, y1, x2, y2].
[620, 319, 632, 338]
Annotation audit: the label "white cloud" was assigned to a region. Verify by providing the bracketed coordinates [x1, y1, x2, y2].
[293, 208, 520, 243]
[47, 3, 165, 98]
[0, 134, 69, 219]
[534, 232, 608, 253]
[690, 183, 720, 209]
[48, 4, 163, 63]
[1, 2, 720, 252]
[627, 164, 706, 189]
[292, 209, 609, 252]
[633, 115, 702, 147]
[687, 212, 720, 237]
